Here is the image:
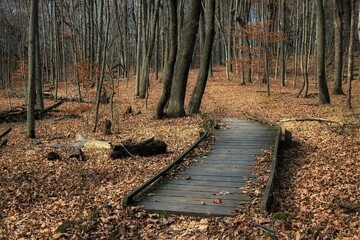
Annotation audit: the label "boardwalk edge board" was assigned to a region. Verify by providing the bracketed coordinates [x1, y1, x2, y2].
[122, 131, 209, 207]
[260, 125, 282, 212]
[245, 116, 283, 212]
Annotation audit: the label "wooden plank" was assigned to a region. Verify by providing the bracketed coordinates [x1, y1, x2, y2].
[139, 195, 246, 207]
[149, 182, 241, 193]
[139, 201, 238, 217]
[182, 165, 252, 173]
[212, 145, 272, 149]
[210, 149, 265, 154]
[175, 174, 251, 182]
[190, 163, 253, 170]
[197, 157, 255, 164]
[179, 166, 254, 174]
[199, 155, 256, 161]
[176, 170, 255, 178]
[137, 188, 252, 202]
[159, 179, 248, 188]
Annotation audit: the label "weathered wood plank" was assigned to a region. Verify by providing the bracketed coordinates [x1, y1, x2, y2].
[139, 195, 245, 206]
[150, 183, 241, 193]
[175, 174, 250, 182]
[142, 188, 250, 200]
[139, 201, 238, 217]
[157, 179, 248, 188]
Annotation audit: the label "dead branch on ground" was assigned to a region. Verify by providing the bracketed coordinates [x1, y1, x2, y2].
[280, 118, 344, 126]
[0, 127, 12, 139]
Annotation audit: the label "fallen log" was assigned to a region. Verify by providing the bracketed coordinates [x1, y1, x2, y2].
[280, 118, 344, 126]
[0, 127, 12, 139]
[37, 100, 64, 119]
[111, 137, 167, 159]
[46, 133, 111, 149]
[0, 101, 64, 123]
[43, 92, 92, 103]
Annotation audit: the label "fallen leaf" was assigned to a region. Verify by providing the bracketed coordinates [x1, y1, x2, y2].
[213, 198, 222, 204]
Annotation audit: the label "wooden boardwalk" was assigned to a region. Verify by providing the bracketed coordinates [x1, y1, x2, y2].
[132, 119, 277, 216]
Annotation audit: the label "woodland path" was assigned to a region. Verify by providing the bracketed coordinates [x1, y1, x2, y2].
[133, 119, 277, 217]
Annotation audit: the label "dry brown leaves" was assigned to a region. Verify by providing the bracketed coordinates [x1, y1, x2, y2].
[0, 66, 359, 239]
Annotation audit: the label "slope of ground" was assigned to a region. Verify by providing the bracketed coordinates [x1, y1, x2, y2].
[0, 67, 359, 239]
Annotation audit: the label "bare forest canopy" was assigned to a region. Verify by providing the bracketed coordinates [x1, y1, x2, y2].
[0, 0, 360, 119]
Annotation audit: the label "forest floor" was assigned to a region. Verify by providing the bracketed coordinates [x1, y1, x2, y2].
[0, 67, 359, 239]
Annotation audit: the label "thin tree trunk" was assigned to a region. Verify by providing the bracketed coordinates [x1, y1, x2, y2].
[27, 0, 38, 138]
[346, 0, 356, 109]
[156, 0, 177, 119]
[333, 0, 344, 95]
[35, 17, 44, 110]
[139, 0, 160, 99]
[135, 0, 142, 96]
[92, 1, 110, 132]
[280, 0, 286, 87]
[316, 0, 330, 104]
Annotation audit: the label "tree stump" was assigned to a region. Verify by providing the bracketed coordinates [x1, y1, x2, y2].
[104, 119, 112, 135]
[111, 137, 167, 159]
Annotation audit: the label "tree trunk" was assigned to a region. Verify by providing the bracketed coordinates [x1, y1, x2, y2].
[316, 0, 330, 104]
[139, 0, 160, 99]
[167, 0, 201, 118]
[155, 0, 178, 119]
[346, 0, 356, 109]
[35, 17, 44, 110]
[333, 0, 344, 95]
[188, 0, 216, 114]
[280, 0, 286, 87]
[92, 1, 110, 132]
[135, 0, 142, 97]
[26, 0, 38, 138]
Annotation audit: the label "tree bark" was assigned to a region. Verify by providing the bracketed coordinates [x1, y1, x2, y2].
[92, 0, 110, 132]
[333, 0, 344, 95]
[346, 0, 356, 109]
[139, 0, 160, 98]
[26, 0, 38, 138]
[155, 0, 178, 119]
[167, 0, 202, 118]
[188, 0, 216, 114]
[316, 0, 330, 104]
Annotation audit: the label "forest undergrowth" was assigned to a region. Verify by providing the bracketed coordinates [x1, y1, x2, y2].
[0, 67, 359, 239]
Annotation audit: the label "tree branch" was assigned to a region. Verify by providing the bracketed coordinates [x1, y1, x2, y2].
[280, 118, 344, 126]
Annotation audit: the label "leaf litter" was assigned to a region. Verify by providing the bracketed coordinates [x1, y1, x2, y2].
[0, 66, 359, 239]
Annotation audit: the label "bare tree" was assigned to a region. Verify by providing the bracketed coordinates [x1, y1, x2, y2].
[189, 0, 216, 114]
[167, 0, 202, 117]
[346, 0, 357, 109]
[333, 0, 344, 95]
[139, 0, 160, 98]
[27, 0, 39, 138]
[316, 0, 330, 104]
[156, 0, 178, 119]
